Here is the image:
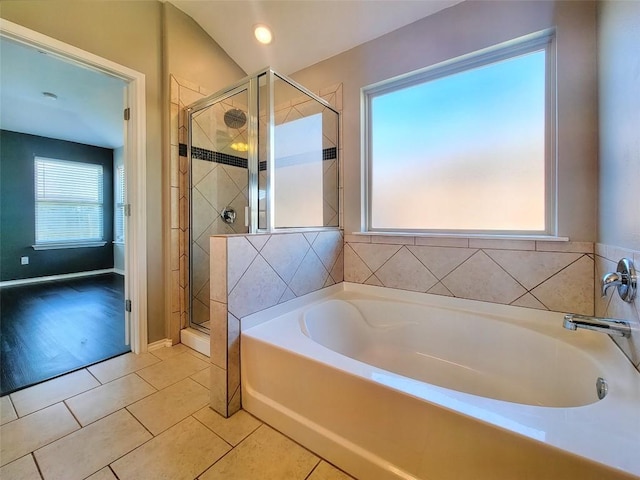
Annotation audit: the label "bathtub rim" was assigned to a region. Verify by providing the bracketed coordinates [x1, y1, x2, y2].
[241, 282, 640, 478]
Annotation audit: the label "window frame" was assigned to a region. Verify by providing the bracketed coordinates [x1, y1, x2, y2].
[361, 29, 557, 237]
[33, 156, 107, 250]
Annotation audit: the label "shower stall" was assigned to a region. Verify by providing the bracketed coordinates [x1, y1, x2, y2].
[186, 68, 340, 332]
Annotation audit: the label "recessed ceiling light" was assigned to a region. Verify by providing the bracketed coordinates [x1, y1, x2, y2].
[254, 24, 273, 45]
[42, 92, 58, 100]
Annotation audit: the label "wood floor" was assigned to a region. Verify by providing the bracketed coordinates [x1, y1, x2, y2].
[0, 273, 129, 396]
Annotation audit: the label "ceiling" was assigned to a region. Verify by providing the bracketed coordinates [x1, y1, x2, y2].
[0, 37, 126, 149]
[0, 1, 462, 149]
[169, 0, 463, 75]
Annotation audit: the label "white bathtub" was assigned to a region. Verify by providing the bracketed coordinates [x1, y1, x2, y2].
[241, 283, 640, 480]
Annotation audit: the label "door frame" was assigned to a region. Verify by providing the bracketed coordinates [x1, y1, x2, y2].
[0, 19, 148, 353]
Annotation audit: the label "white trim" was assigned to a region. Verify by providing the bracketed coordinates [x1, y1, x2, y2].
[147, 338, 173, 351]
[180, 328, 210, 357]
[0, 19, 148, 354]
[0, 268, 117, 287]
[349, 232, 570, 242]
[114, 268, 125, 276]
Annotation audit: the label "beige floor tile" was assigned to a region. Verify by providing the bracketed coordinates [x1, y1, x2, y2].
[308, 460, 355, 480]
[85, 467, 118, 479]
[65, 374, 156, 426]
[127, 377, 209, 435]
[0, 395, 17, 425]
[200, 424, 319, 480]
[186, 349, 210, 362]
[112, 416, 230, 480]
[88, 352, 160, 384]
[136, 352, 209, 390]
[0, 403, 79, 467]
[149, 344, 191, 360]
[10, 369, 100, 417]
[34, 409, 151, 480]
[0, 454, 41, 480]
[193, 407, 261, 446]
[190, 368, 210, 389]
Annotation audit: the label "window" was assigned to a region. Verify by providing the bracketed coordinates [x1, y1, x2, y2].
[363, 31, 555, 235]
[34, 157, 105, 248]
[114, 164, 125, 243]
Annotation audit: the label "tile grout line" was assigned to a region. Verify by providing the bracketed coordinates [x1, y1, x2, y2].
[303, 458, 323, 480]
[31, 452, 45, 480]
[190, 413, 235, 449]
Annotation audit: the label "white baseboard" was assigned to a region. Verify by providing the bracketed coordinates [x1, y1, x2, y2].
[0, 268, 118, 287]
[180, 328, 210, 357]
[114, 268, 125, 276]
[147, 338, 173, 351]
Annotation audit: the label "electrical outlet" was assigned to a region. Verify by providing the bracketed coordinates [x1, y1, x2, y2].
[21, 256, 29, 265]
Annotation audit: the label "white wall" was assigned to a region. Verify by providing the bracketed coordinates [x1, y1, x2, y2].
[598, 0, 640, 251]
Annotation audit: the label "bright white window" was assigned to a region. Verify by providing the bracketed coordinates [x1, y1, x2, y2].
[114, 164, 125, 243]
[34, 157, 105, 247]
[363, 31, 555, 235]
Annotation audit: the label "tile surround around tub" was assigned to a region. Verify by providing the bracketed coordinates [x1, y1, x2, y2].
[595, 244, 640, 372]
[210, 230, 344, 417]
[344, 236, 595, 316]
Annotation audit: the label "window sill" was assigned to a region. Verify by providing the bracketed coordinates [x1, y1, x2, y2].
[352, 232, 570, 242]
[32, 241, 107, 251]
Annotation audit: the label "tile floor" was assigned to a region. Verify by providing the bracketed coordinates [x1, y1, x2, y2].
[0, 344, 354, 480]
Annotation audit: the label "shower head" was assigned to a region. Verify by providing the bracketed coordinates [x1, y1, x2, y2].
[224, 108, 247, 129]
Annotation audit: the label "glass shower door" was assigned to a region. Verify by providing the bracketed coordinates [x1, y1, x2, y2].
[189, 86, 249, 332]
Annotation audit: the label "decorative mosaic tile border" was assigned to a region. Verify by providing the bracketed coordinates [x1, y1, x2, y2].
[178, 143, 338, 171]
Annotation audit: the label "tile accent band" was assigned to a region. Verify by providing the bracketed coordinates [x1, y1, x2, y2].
[180, 144, 337, 170]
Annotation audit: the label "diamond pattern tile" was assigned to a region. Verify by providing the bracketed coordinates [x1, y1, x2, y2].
[531, 255, 594, 315]
[228, 256, 287, 319]
[227, 237, 258, 292]
[289, 250, 329, 296]
[344, 244, 372, 283]
[442, 251, 526, 304]
[407, 246, 476, 279]
[376, 247, 438, 293]
[485, 250, 582, 290]
[350, 243, 401, 272]
[311, 231, 342, 271]
[261, 233, 310, 283]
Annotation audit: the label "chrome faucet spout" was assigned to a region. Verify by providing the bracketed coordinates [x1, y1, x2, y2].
[563, 313, 631, 338]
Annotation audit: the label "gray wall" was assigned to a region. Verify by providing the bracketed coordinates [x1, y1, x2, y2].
[291, 0, 598, 241]
[0, 130, 114, 281]
[597, 0, 640, 251]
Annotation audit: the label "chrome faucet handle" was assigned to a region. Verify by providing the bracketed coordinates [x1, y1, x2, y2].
[601, 258, 636, 303]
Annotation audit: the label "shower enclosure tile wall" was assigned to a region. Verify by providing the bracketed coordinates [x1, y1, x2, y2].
[169, 76, 343, 343]
[210, 230, 344, 417]
[169, 75, 211, 343]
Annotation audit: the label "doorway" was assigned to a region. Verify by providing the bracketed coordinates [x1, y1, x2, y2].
[0, 19, 148, 393]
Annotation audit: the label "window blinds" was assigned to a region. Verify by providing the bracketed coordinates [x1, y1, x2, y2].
[115, 164, 125, 243]
[34, 157, 104, 244]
